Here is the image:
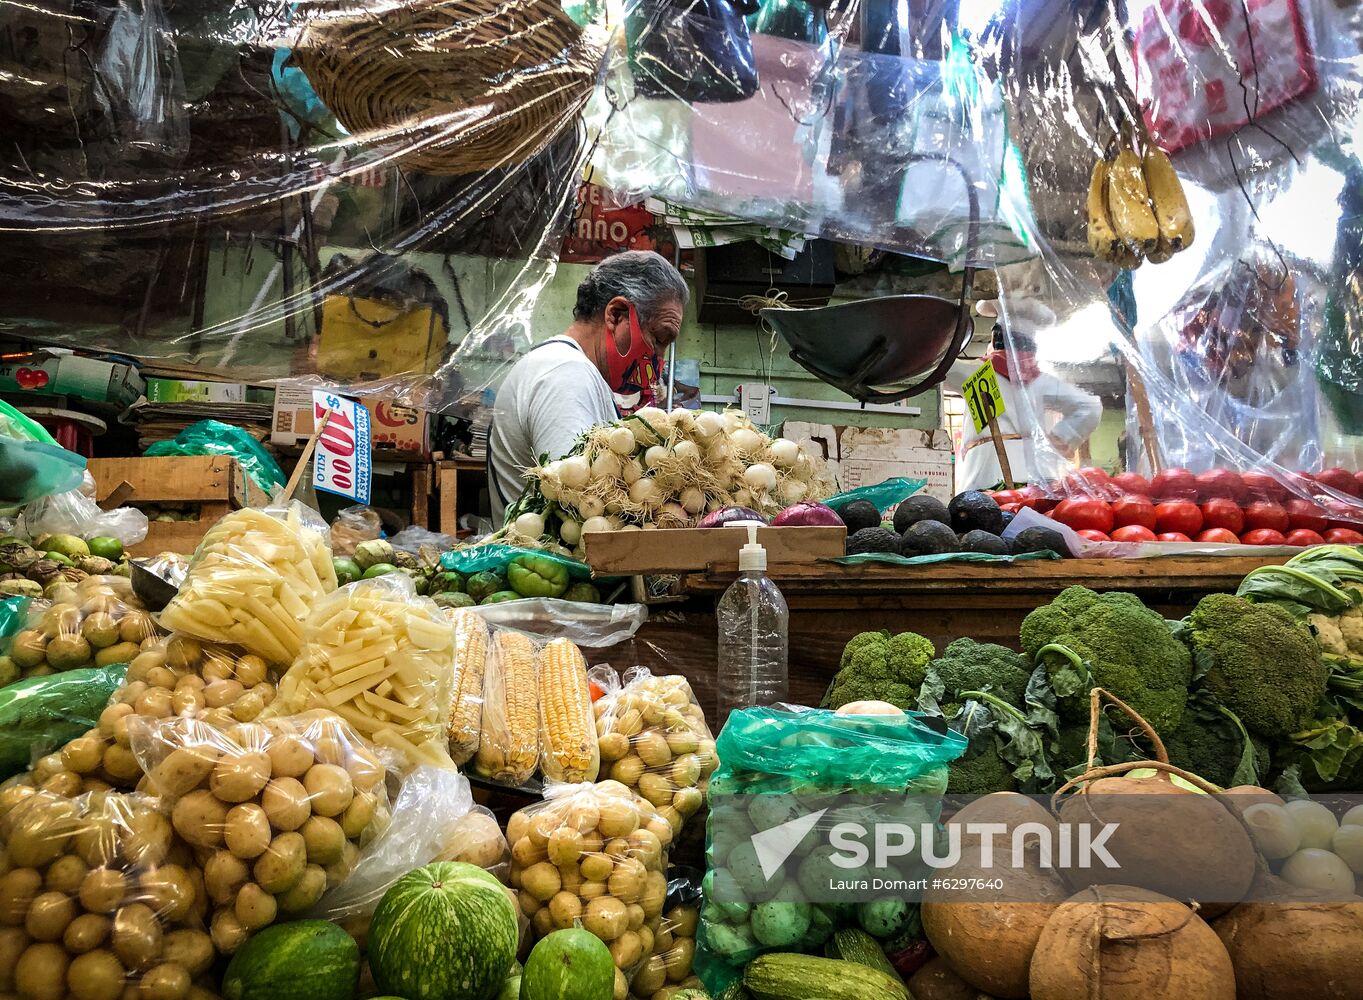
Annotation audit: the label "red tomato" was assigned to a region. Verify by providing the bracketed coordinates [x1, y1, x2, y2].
[1199, 498, 1244, 534]
[1152, 467, 1198, 500]
[1062, 468, 1116, 500]
[1355, 471, 1363, 494]
[1000, 502, 1024, 513]
[1110, 472, 1152, 497]
[1241, 528, 1288, 546]
[1075, 529, 1111, 542]
[1323, 498, 1363, 530]
[1315, 467, 1360, 497]
[1286, 498, 1329, 533]
[1196, 528, 1241, 544]
[1155, 500, 1203, 536]
[1325, 528, 1363, 544]
[992, 489, 1020, 506]
[1195, 469, 1247, 502]
[1051, 498, 1114, 533]
[1111, 496, 1157, 530]
[1285, 529, 1326, 547]
[1243, 501, 1289, 533]
[1111, 525, 1157, 542]
[1242, 470, 1289, 501]
[1157, 532, 1192, 542]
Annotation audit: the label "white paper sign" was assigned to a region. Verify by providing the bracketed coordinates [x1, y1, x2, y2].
[312, 389, 372, 503]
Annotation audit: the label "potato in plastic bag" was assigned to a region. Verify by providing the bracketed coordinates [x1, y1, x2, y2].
[114, 633, 283, 728]
[0, 784, 214, 1000]
[631, 892, 702, 1000]
[159, 503, 338, 664]
[3, 574, 162, 682]
[128, 710, 390, 953]
[508, 780, 672, 991]
[593, 668, 717, 839]
[274, 576, 454, 771]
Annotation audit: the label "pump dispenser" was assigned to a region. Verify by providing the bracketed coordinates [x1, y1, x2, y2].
[716, 521, 789, 726]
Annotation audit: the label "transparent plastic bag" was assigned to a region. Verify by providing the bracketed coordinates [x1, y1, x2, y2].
[328, 505, 383, 558]
[19, 490, 150, 547]
[128, 710, 391, 954]
[447, 608, 488, 767]
[435, 804, 512, 880]
[159, 503, 339, 664]
[630, 872, 703, 998]
[0, 787, 213, 999]
[273, 575, 455, 771]
[0, 665, 128, 780]
[2, 574, 160, 684]
[144, 419, 286, 494]
[475, 630, 543, 786]
[592, 667, 717, 837]
[508, 780, 673, 992]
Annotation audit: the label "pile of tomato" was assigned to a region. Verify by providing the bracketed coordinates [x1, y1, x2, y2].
[988, 467, 1363, 547]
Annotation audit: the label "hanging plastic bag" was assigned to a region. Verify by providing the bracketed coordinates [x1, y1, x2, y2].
[19, 489, 150, 546]
[0, 399, 86, 505]
[144, 419, 286, 493]
[0, 664, 128, 778]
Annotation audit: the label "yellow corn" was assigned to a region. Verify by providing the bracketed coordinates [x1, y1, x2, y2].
[447, 609, 488, 765]
[475, 630, 540, 785]
[537, 638, 600, 783]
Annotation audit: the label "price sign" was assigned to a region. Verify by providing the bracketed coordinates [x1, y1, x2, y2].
[961, 361, 1007, 434]
[312, 390, 372, 503]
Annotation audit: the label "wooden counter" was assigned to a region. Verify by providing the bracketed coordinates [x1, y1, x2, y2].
[620, 556, 1287, 730]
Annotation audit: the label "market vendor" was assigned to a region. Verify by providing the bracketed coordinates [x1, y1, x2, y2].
[488, 251, 689, 521]
[946, 299, 1103, 492]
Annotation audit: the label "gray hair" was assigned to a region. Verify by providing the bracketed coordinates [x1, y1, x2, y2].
[573, 250, 689, 323]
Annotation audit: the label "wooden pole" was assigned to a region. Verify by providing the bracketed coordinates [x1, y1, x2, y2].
[1124, 360, 1163, 474]
[987, 415, 1015, 490]
[283, 408, 333, 500]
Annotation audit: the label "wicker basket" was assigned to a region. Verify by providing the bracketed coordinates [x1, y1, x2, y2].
[295, 0, 600, 176]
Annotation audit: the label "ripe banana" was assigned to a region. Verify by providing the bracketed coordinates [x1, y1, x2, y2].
[1142, 146, 1194, 252]
[1087, 159, 1122, 263]
[1107, 148, 1160, 253]
[1147, 238, 1175, 264]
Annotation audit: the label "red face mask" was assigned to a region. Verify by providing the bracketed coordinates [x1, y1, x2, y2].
[606, 304, 660, 412]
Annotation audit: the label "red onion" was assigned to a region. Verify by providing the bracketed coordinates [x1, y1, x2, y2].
[771, 501, 844, 527]
[697, 506, 765, 528]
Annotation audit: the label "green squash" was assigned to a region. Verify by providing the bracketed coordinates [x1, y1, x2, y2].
[369, 862, 519, 1000]
[520, 929, 614, 1000]
[221, 920, 360, 1000]
[480, 590, 523, 605]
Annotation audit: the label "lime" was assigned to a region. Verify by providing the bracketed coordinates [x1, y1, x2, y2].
[87, 537, 124, 561]
[361, 563, 400, 579]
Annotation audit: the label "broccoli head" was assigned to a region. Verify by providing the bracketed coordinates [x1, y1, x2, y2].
[946, 744, 1018, 795]
[1019, 585, 1193, 734]
[929, 637, 1032, 706]
[822, 630, 936, 710]
[1185, 593, 1328, 739]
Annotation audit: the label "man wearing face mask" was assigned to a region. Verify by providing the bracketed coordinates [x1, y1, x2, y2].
[488, 251, 689, 522]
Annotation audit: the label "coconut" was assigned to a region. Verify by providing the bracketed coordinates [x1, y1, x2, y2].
[1030, 886, 1236, 1000]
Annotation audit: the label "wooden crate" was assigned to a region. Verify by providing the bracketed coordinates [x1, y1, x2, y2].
[87, 456, 267, 557]
[583, 525, 847, 575]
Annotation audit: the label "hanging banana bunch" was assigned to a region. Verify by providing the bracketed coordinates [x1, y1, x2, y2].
[1086, 125, 1194, 269]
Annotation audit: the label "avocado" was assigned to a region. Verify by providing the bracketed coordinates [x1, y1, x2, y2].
[836, 500, 881, 535]
[959, 529, 1010, 556]
[948, 490, 1005, 535]
[892, 495, 951, 534]
[846, 527, 901, 555]
[1012, 525, 1070, 556]
[900, 520, 960, 556]
[999, 510, 1016, 530]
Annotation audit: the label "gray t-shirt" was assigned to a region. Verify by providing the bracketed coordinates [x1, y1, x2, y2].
[489, 336, 618, 521]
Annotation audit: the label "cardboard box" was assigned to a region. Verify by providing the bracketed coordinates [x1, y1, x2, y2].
[0, 351, 144, 407]
[145, 378, 247, 403]
[271, 380, 431, 458]
[784, 422, 956, 504]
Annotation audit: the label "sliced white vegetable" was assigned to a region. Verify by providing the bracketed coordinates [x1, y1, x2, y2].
[629, 478, 663, 507]
[673, 439, 700, 463]
[1242, 802, 1302, 860]
[607, 426, 636, 455]
[769, 438, 800, 467]
[559, 455, 590, 488]
[559, 519, 583, 545]
[578, 495, 605, 519]
[644, 445, 669, 469]
[581, 515, 612, 534]
[1284, 799, 1339, 849]
[1332, 824, 1363, 874]
[513, 512, 546, 539]
[744, 463, 778, 493]
[1281, 847, 1356, 893]
[694, 410, 724, 439]
[730, 427, 764, 454]
[679, 487, 706, 514]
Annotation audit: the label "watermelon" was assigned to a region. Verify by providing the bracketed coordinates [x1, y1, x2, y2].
[221, 920, 360, 1000]
[520, 929, 615, 1000]
[369, 861, 519, 1000]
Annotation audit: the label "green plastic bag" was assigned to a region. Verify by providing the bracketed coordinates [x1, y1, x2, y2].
[441, 544, 594, 582]
[825, 477, 927, 515]
[0, 399, 86, 504]
[145, 419, 286, 493]
[0, 664, 128, 778]
[695, 706, 965, 993]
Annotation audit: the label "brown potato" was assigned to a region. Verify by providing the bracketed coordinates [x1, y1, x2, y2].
[346, 750, 384, 792]
[137, 866, 196, 924]
[253, 832, 306, 893]
[663, 937, 695, 982]
[139, 962, 191, 1000]
[302, 764, 353, 817]
[223, 804, 272, 860]
[233, 655, 269, 688]
[608, 929, 643, 970]
[579, 881, 608, 902]
[608, 858, 646, 904]
[275, 865, 326, 914]
[112, 902, 163, 970]
[625, 903, 645, 931]
[66, 947, 125, 1000]
[62, 737, 107, 776]
[163, 637, 201, 672]
[79, 867, 129, 914]
[63, 912, 111, 954]
[300, 816, 345, 866]
[101, 745, 143, 784]
[202, 851, 250, 907]
[231, 691, 265, 723]
[598, 799, 639, 838]
[0, 926, 28, 990]
[209, 751, 271, 803]
[0, 867, 43, 924]
[547, 828, 584, 868]
[581, 852, 613, 883]
[633, 954, 667, 996]
[548, 891, 582, 929]
[151, 748, 217, 798]
[134, 688, 174, 720]
[45, 854, 88, 895]
[234, 882, 277, 931]
[6, 803, 73, 869]
[511, 836, 547, 868]
[160, 929, 214, 978]
[16, 941, 70, 1000]
[209, 909, 248, 955]
[521, 862, 562, 903]
[323, 841, 359, 890]
[339, 792, 377, 840]
[24, 890, 76, 942]
[125, 812, 174, 867]
[170, 688, 205, 717]
[583, 896, 629, 942]
[171, 791, 229, 850]
[260, 777, 310, 832]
